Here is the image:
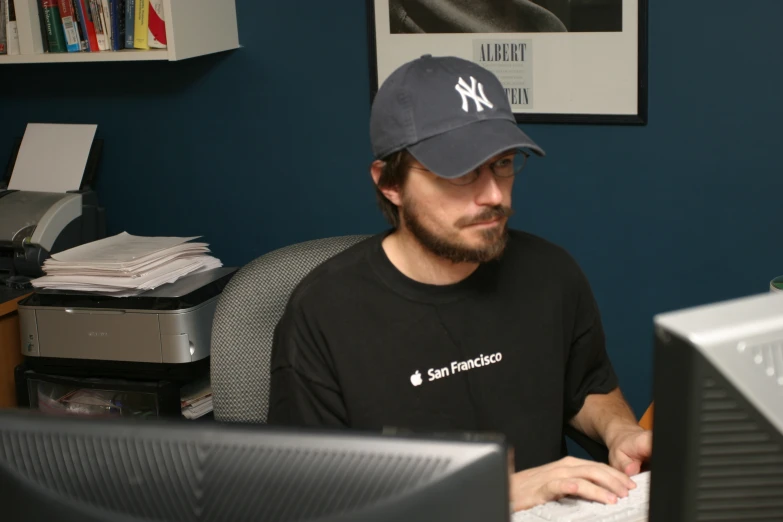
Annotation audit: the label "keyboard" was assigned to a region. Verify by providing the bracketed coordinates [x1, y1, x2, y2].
[511, 471, 650, 522]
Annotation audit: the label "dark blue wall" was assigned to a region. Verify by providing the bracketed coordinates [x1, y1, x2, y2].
[1, 1, 782, 418]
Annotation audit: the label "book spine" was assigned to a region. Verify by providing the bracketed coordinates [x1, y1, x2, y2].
[40, 0, 66, 52]
[0, 0, 6, 53]
[131, 0, 145, 49]
[72, 0, 96, 51]
[87, 0, 104, 49]
[56, 0, 79, 51]
[109, 0, 121, 49]
[34, 0, 47, 50]
[99, 0, 110, 49]
[122, 0, 131, 47]
[69, 0, 86, 49]
[13, 0, 46, 54]
[5, 0, 19, 54]
[146, 0, 162, 48]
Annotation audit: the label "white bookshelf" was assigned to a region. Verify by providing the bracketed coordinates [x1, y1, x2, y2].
[0, 0, 239, 64]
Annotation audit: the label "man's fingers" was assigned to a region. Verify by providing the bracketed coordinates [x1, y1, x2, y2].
[546, 477, 619, 505]
[614, 431, 653, 477]
[558, 456, 636, 491]
[510, 456, 645, 512]
[570, 464, 634, 498]
[558, 456, 593, 468]
[636, 431, 653, 458]
[614, 456, 635, 477]
[624, 460, 641, 477]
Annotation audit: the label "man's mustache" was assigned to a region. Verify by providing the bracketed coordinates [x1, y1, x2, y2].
[455, 206, 515, 227]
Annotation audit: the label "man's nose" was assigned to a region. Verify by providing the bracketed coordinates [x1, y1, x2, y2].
[474, 168, 504, 206]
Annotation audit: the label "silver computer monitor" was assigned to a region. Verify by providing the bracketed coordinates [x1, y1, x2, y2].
[0, 409, 511, 522]
[650, 291, 783, 521]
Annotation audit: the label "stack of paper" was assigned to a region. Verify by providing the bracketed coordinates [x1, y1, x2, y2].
[32, 232, 223, 296]
[180, 377, 213, 420]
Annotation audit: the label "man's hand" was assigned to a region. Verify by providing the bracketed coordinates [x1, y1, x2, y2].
[569, 389, 654, 476]
[606, 426, 653, 476]
[509, 456, 638, 512]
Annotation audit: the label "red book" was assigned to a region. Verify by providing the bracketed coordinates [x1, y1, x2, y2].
[56, 0, 74, 18]
[74, 0, 99, 51]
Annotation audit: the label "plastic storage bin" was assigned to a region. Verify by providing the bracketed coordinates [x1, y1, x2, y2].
[17, 368, 181, 418]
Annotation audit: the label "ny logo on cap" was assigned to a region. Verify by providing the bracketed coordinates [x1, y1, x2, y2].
[455, 76, 494, 113]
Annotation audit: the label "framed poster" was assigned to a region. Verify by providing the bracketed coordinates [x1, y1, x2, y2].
[366, 0, 648, 124]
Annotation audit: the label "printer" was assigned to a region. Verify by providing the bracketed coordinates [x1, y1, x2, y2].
[15, 267, 236, 417]
[17, 267, 236, 372]
[0, 136, 106, 285]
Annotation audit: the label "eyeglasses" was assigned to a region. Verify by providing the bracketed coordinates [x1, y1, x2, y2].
[409, 149, 530, 186]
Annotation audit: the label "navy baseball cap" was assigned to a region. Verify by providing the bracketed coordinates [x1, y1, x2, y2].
[370, 54, 545, 179]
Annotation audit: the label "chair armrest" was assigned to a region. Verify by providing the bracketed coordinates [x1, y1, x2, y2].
[639, 403, 654, 431]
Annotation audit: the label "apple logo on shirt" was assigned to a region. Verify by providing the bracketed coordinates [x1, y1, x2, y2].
[410, 370, 423, 386]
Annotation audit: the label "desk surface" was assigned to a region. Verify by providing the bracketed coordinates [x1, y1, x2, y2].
[0, 288, 32, 316]
[0, 288, 28, 408]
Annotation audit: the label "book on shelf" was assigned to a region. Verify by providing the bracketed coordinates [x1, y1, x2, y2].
[56, 0, 81, 51]
[0, 0, 164, 55]
[14, 0, 46, 54]
[122, 0, 132, 48]
[89, 0, 107, 50]
[132, 0, 146, 49]
[0, 0, 6, 53]
[73, 0, 97, 51]
[110, 0, 123, 50]
[40, 0, 67, 53]
[4, 0, 20, 55]
[147, 0, 163, 48]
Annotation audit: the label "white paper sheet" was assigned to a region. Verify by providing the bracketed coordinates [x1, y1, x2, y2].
[43, 250, 212, 276]
[8, 123, 98, 193]
[33, 256, 222, 290]
[50, 231, 202, 264]
[31, 232, 223, 296]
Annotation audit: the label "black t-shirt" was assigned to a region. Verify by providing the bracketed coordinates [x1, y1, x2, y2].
[267, 230, 618, 471]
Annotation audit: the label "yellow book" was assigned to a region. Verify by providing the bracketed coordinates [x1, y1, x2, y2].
[133, 0, 149, 49]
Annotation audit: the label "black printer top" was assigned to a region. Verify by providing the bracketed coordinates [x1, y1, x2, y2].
[20, 267, 237, 311]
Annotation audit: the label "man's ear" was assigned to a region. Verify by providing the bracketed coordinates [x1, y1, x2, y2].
[371, 160, 403, 206]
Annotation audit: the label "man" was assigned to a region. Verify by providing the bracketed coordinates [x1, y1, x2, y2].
[267, 54, 651, 512]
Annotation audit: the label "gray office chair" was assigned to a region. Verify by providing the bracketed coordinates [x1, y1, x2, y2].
[210, 234, 371, 423]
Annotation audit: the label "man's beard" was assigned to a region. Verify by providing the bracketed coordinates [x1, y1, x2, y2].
[401, 196, 514, 264]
